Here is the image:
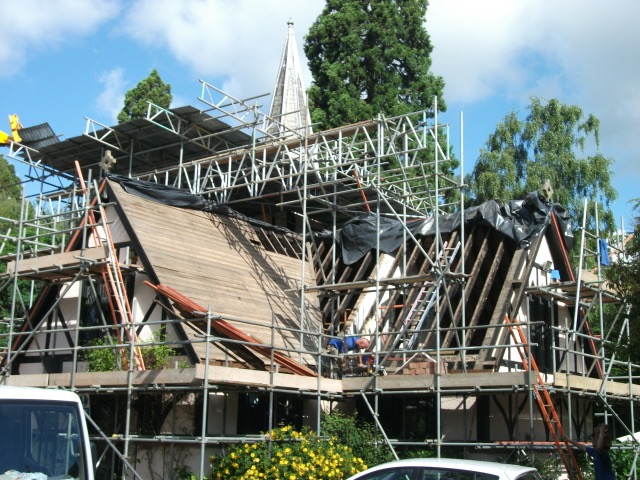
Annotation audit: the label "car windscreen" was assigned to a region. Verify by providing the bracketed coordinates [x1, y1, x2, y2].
[0, 399, 89, 480]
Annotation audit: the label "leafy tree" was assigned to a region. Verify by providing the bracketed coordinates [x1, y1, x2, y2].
[0, 155, 23, 297]
[304, 0, 458, 208]
[610, 442, 638, 480]
[117, 69, 172, 124]
[0, 154, 22, 231]
[304, 0, 445, 130]
[467, 97, 617, 233]
[606, 220, 639, 309]
[605, 201, 639, 371]
[0, 154, 24, 346]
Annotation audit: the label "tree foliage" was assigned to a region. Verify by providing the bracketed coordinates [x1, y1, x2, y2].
[117, 69, 172, 124]
[606, 225, 640, 307]
[605, 203, 639, 374]
[321, 411, 395, 468]
[467, 97, 617, 232]
[0, 154, 22, 231]
[0, 154, 24, 344]
[304, 0, 445, 130]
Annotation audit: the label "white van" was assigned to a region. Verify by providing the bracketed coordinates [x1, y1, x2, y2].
[0, 386, 94, 480]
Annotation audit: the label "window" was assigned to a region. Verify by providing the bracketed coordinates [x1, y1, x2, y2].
[356, 467, 418, 480]
[420, 468, 499, 480]
[0, 400, 89, 479]
[515, 472, 542, 480]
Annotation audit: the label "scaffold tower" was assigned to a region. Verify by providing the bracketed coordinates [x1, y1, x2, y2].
[0, 73, 638, 480]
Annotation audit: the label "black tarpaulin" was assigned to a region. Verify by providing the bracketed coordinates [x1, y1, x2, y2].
[339, 214, 427, 265]
[107, 174, 207, 209]
[339, 192, 573, 265]
[107, 174, 300, 236]
[105, 175, 573, 266]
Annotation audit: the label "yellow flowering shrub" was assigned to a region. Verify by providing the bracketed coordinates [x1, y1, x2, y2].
[209, 426, 367, 479]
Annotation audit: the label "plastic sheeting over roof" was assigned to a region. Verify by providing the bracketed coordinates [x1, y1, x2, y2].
[339, 192, 573, 264]
[106, 175, 573, 266]
[108, 174, 206, 209]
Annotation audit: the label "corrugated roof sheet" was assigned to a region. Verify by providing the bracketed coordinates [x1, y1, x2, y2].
[17, 122, 59, 150]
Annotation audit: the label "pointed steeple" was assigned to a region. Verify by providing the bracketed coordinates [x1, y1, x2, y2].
[268, 20, 312, 138]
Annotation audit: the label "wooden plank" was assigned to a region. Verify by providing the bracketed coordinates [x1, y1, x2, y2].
[206, 367, 342, 392]
[5, 367, 342, 392]
[5, 374, 50, 387]
[6, 246, 108, 277]
[341, 371, 530, 392]
[554, 373, 640, 396]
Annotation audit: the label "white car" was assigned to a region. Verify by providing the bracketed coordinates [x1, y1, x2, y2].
[346, 458, 542, 480]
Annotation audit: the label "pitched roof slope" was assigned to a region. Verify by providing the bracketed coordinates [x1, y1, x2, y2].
[108, 180, 321, 368]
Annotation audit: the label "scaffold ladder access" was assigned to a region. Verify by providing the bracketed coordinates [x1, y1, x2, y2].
[504, 315, 583, 480]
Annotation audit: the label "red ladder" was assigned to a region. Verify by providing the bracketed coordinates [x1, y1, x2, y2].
[75, 163, 145, 370]
[504, 315, 582, 480]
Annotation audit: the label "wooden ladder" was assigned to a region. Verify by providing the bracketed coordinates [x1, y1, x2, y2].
[504, 315, 582, 479]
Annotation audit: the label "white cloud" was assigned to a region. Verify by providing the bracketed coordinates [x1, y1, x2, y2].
[429, 0, 640, 179]
[0, 0, 120, 78]
[118, 0, 324, 101]
[96, 68, 126, 123]
[547, 1, 640, 168]
[3, 0, 636, 214]
[428, 0, 539, 104]
[170, 93, 191, 109]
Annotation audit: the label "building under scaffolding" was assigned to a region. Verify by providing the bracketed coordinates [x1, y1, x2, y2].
[1, 24, 639, 480]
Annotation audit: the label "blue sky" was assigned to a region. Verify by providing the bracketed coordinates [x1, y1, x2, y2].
[1, 0, 638, 231]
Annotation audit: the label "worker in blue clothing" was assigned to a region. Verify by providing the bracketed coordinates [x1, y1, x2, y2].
[326, 336, 370, 377]
[563, 424, 615, 480]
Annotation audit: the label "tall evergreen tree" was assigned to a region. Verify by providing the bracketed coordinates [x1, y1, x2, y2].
[467, 97, 617, 233]
[304, 0, 445, 130]
[117, 69, 172, 124]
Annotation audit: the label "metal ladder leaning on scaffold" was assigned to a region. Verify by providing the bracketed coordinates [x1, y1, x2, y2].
[74, 161, 145, 370]
[504, 314, 582, 480]
[405, 238, 462, 350]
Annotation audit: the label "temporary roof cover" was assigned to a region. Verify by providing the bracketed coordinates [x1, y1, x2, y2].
[107, 175, 573, 265]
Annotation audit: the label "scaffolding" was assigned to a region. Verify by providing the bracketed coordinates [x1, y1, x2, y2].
[1, 83, 638, 479]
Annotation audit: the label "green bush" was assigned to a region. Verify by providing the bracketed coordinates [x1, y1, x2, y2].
[85, 338, 119, 372]
[84, 334, 175, 371]
[611, 444, 637, 480]
[321, 411, 395, 468]
[209, 425, 367, 479]
[142, 338, 174, 369]
[175, 465, 197, 480]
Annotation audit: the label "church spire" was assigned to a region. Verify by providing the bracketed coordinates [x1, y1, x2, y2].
[267, 20, 312, 138]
